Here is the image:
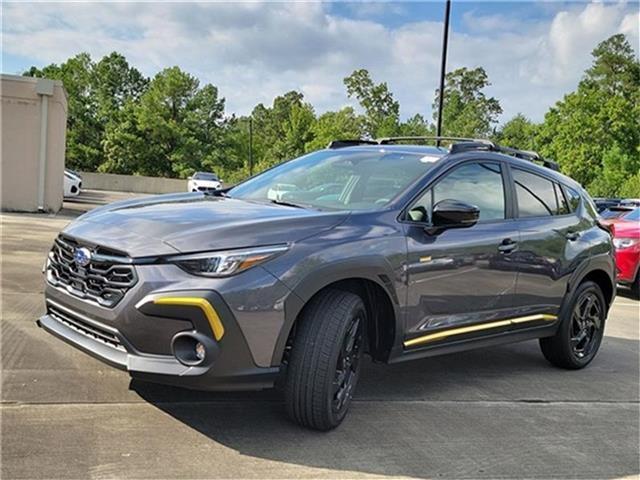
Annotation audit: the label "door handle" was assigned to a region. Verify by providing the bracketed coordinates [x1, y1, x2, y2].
[566, 231, 580, 241]
[498, 239, 517, 254]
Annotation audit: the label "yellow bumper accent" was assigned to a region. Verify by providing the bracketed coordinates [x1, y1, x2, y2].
[404, 313, 557, 348]
[153, 297, 225, 341]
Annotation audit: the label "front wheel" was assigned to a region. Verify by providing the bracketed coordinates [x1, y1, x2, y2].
[285, 289, 365, 431]
[540, 281, 606, 369]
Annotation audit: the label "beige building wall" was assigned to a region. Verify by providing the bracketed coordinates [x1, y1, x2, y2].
[1, 74, 67, 212]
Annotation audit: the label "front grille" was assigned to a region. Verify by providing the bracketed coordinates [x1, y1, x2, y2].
[48, 302, 125, 352]
[46, 235, 137, 308]
[197, 186, 217, 192]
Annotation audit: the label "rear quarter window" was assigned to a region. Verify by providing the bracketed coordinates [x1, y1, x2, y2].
[563, 186, 582, 213]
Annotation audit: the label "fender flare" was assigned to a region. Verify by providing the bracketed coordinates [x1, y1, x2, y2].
[565, 252, 616, 308]
[270, 256, 402, 365]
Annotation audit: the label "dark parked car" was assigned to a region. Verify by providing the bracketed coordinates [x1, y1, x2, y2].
[38, 137, 616, 430]
[600, 205, 636, 219]
[593, 197, 622, 213]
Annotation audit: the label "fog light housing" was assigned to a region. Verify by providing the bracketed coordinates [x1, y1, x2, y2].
[171, 331, 219, 367]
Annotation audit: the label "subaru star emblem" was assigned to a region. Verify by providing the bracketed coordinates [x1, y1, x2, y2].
[73, 247, 91, 267]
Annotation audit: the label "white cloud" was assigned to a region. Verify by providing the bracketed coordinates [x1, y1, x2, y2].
[2, 1, 638, 124]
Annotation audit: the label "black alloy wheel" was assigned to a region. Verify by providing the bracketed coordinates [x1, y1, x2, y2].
[332, 313, 363, 414]
[540, 281, 606, 369]
[569, 291, 603, 360]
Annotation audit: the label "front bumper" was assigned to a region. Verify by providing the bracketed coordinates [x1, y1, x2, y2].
[615, 247, 639, 284]
[38, 305, 206, 376]
[38, 262, 289, 391]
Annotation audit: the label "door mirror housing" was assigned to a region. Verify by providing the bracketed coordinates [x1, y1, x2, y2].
[431, 199, 480, 230]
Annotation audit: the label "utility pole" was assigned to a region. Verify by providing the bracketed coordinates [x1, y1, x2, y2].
[436, 0, 452, 146]
[248, 116, 254, 176]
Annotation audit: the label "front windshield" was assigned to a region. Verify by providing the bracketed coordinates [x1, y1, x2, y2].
[194, 172, 218, 180]
[228, 149, 440, 210]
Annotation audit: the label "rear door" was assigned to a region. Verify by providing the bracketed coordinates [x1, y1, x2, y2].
[509, 166, 583, 315]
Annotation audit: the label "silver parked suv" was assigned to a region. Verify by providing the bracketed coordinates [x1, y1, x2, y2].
[38, 137, 616, 430]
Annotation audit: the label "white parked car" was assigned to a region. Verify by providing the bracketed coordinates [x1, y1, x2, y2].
[187, 172, 222, 192]
[63, 170, 81, 197]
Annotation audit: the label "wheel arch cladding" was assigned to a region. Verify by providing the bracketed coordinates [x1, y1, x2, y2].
[580, 269, 615, 309]
[566, 252, 615, 310]
[274, 274, 399, 366]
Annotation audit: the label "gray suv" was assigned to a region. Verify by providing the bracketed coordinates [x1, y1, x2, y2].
[38, 137, 616, 430]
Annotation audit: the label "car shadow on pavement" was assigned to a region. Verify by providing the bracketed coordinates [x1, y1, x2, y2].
[131, 337, 640, 479]
[617, 287, 639, 300]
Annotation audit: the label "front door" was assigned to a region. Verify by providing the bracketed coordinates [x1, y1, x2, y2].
[403, 161, 520, 347]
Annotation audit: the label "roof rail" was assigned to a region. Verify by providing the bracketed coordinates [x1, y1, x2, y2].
[492, 145, 560, 171]
[377, 136, 493, 146]
[327, 135, 559, 171]
[327, 139, 378, 149]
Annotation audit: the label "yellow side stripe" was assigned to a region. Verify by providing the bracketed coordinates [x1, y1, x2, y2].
[153, 297, 225, 341]
[404, 313, 557, 348]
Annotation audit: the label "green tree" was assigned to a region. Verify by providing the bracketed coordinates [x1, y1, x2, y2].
[93, 52, 148, 126]
[537, 34, 639, 193]
[249, 91, 316, 170]
[219, 116, 254, 184]
[495, 114, 537, 150]
[397, 114, 433, 137]
[305, 107, 363, 151]
[583, 33, 640, 97]
[102, 67, 226, 177]
[344, 69, 400, 137]
[587, 146, 640, 197]
[433, 67, 502, 138]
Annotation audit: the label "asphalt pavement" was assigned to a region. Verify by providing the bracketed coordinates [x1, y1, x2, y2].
[1, 190, 638, 479]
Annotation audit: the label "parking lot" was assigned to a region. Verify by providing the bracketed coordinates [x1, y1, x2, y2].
[2, 190, 639, 479]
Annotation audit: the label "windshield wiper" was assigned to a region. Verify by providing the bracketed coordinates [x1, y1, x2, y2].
[270, 199, 306, 209]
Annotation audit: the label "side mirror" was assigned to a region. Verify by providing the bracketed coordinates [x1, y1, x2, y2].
[431, 199, 480, 230]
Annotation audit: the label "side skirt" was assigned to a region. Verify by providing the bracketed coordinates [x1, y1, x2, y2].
[389, 322, 559, 364]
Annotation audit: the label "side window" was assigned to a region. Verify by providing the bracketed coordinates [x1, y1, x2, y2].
[513, 168, 558, 217]
[409, 162, 505, 222]
[408, 189, 432, 222]
[555, 183, 570, 215]
[563, 186, 582, 213]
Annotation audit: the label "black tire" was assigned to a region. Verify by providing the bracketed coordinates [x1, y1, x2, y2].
[540, 281, 606, 369]
[285, 289, 365, 431]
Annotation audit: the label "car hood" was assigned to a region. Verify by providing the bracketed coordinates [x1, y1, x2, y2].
[63, 193, 349, 257]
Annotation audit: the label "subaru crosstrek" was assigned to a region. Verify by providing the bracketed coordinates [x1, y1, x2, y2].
[38, 137, 616, 430]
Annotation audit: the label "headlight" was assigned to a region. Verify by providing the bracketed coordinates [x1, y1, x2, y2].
[167, 245, 289, 277]
[613, 237, 639, 250]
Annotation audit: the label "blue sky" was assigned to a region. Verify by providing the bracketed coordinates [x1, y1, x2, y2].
[2, 1, 638, 123]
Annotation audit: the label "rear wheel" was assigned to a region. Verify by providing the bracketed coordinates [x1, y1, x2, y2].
[285, 289, 365, 431]
[540, 281, 606, 369]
